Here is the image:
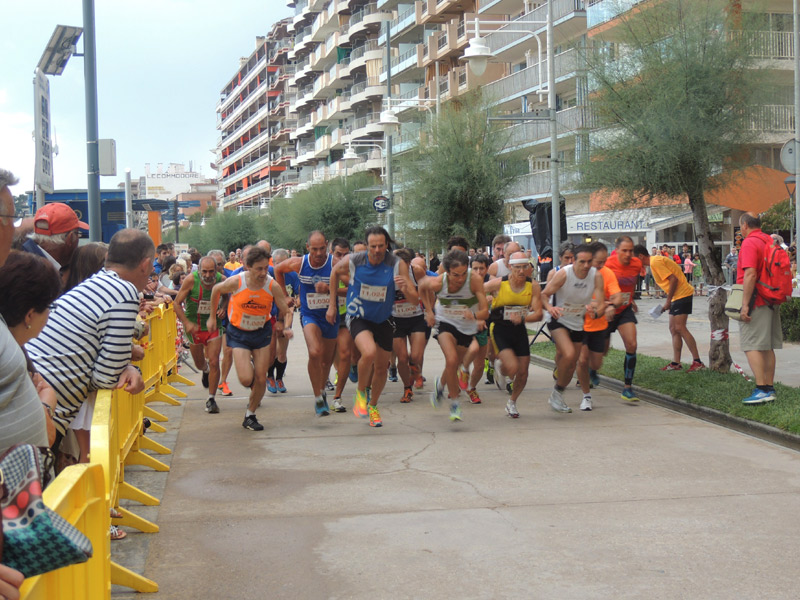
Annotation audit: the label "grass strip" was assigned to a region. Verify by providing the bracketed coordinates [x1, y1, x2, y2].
[529, 342, 800, 435]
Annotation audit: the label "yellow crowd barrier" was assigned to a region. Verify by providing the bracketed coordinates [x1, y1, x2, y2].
[20, 464, 110, 599]
[21, 301, 194, 597]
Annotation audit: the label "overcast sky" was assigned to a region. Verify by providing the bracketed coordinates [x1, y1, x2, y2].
[1, 0, 293, 195]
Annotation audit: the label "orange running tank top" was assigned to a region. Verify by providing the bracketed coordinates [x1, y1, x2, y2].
[227, 273, 275, 331]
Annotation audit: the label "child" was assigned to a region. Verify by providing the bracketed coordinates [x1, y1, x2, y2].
[692, 254, 704, 295]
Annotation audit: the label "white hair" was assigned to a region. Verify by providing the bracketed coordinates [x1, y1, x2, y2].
[28, 231, 69, 245]
[0, 169, 19, 192]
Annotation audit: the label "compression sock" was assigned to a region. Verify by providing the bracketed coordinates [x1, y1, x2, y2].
[624, 352, 637, 386]
[276, 359, 287, 380]
[268, 358, 277, 379]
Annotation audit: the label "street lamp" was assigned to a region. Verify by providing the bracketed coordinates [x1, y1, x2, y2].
[460, 6, 561, 266]
[378, 109, 400, 135]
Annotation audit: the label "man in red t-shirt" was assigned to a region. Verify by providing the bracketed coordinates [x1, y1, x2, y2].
[737, 212, 781, 405]
[603, 236, 642, 402]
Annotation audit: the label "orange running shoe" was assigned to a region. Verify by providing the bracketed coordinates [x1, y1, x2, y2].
[467, 388, 481, 404]
[414, 375, 424, 389]
[401, 387, 414, 403]
[218, 382, 233, 397]
[458, 366, 469, 390]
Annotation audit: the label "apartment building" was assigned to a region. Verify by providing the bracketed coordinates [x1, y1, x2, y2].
[216, 19, 297, 211]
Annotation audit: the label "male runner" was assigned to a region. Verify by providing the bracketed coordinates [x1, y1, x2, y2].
[541, 245, 605, 413]
[208, 248, 235, 397]
[173, 256, 225, 413]
[459, 253, 492, 404]
[208, 247, 289, 431]
[326, 227, 417, 427]
[603, 236, 642, 401]
[483, 252, 543, 418]
[267, 249, 297, 394]
[391, 248, 428, 404]
[330, 238, 352, 412]
[275, 231, 338, 416]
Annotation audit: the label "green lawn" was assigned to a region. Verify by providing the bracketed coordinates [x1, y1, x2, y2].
[529, 342, 800, 435]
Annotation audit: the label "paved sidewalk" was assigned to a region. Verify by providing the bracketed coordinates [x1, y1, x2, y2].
[114, 321, 800, 599]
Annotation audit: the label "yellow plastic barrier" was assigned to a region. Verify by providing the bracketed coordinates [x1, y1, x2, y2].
[20, 464, 112, 599]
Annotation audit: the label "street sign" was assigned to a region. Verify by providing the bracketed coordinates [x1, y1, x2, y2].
[33, 70, 54, 193]
[373, 195, 389, 213]
[780, 139, 798, 173]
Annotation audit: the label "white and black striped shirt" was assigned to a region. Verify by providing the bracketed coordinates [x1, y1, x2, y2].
[28, 269, 139, 435]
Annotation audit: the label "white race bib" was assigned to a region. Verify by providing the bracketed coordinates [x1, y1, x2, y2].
[359, 283, 387, 302]
[306, 293, 330, 310]
[560, 303, 585, 317]
[619, 292, 631, 305]
[197, 300, 212, 314]
[503, 306, 527, 321]
[239, 313, 267, 331]
[337, 295, 347, 308]
[442, 304, 468, 319]
[394, 302, 420, 317]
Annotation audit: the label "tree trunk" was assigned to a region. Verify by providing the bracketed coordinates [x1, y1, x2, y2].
[688, 189, 732, 372]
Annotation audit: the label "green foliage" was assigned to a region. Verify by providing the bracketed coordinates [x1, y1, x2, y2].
[398, 90, 526, 248]
[780, 298, 800, 342]
[530, 342, 800, 434]
[581, 0, 762, 201]
[760, 197, 793, 233]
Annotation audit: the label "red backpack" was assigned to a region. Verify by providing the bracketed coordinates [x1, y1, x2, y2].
[752, 231, 792, 305]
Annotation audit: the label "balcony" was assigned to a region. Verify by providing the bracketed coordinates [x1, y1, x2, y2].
[380, 45, 422, 83]
[327, 61, 352, 89]
[746, 104, 794, 137]
[586, 0, 641, 30]
[483, 48, 579, 107]
[504, 169, 582, 202]
[349, 2, 392, 38]
[314, 134, 332, 159]
[349, 38, 383, 72]
[350, 111, 384, 139]
[378, 4, 419, 44]
[349, 77, 385, 105]
[501, 106, 595, 153]
[417, 0, 463, 25]
[327, 93, 353, 120]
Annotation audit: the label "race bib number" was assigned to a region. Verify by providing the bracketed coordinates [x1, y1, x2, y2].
[560, 303, 585, 317]
[619, 292, 631, 305]
[359, 283, 387, 302]
[503, 306, 527, 321]
[394, 302, 420, 317]
[442, 304, 468, 319]
[197, 300, 212, 314]
[337, 296, 347, 308]
[239, 313, 267, 331]
[306, 293, 330, 310]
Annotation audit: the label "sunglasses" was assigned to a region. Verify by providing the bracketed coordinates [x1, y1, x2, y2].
[0, 212, 26, 227]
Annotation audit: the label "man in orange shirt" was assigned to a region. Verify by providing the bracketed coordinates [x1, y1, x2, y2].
[577, 242, 621, 411]
[634, 245, 705, 372]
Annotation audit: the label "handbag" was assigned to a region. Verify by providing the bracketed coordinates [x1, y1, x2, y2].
[724, 284, 756, 322]
[0, 444, 93, 577]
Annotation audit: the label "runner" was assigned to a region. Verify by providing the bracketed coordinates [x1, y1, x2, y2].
[633, 245, 706, 372]
[603, 236, 643, 401]
[326, 227, 417, 427]
[391, 248, 428, 404]
[487, 241, 521, 279]
[207, 247, 290, 431]
[421, 249, 489, 422]
[173, 256, 225, 414]
[410, 254, 432, 389]
[576, 242, 621, 411]
[459, 253, 492, 404]
[541, 245, 605, 413]
[329, 238, 352, 412]
[483, 252, 543, 418]
[207, 248, 235, 398]
[546, 242, 576, 382]
[267, 249, 297, 394]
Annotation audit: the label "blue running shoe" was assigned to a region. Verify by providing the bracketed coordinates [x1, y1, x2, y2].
[589, 369, 600, 388]
[348, 365, 358, 383]
[315, 396, 330, 417]
[620, 387, 639, 402]
[276, 379, 287, 393]
[430, 376, 444, 408]
[266, 377, 278, 394]
[742, 388, 775, 405]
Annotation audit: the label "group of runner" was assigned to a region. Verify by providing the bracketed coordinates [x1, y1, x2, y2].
[172, 228, 700, 430]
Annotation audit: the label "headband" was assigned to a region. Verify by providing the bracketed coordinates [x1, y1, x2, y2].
[509, 258, 529, 265]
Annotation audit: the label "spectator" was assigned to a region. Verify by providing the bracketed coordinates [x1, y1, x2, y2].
[692, 254, 704, 295]
[19, 202, 88, 278]
[428, 250, 440, 273]
[682, 252, 695, 283]
[724, 247, 738, 286]
[152, 243, 170, 274]
[27, 229, 150, 448]
[0, 169, 50, 456]
[64, 242, 107, 292]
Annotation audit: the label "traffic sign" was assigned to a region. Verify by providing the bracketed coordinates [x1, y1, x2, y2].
[373, 195, 389, 213]
[780, 139, 798, 173]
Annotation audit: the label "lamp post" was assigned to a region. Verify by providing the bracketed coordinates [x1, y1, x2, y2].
[461, 4, 561, 266]
[794, 0, 800, 248]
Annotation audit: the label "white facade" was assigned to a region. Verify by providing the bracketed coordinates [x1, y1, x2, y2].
[143, 163, 209, 201]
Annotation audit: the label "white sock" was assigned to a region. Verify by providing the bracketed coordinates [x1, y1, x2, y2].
[245, 410, 255, 417]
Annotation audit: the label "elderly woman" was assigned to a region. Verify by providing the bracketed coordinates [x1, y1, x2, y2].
[0, 252, 62, 447]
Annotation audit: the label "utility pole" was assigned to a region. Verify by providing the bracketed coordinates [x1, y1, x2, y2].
[385, 20, 394, 238]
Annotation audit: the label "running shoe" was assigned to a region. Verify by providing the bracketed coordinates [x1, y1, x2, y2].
[332, 397, 347, 413]
[506, 382, 513, 395]
[348, 365, 358, 383]
[205, 398, 219, 414]
[267, 377, 278, 393]
[276, 379, 287, 393]
[494, 359, 506, 392]
[218, 382, 233, 397]
[661, 362, 682, 371]
[688, 361, 706, 372]
[467, 388, 481, 404]
[201, 370, 209, 388]
[401, 387, 414, 403]
[505, 399, 519, 418]
[334, 373, 338, 385]
[458, 366, 469, 390]
[414, 375, 424, 389]
[548, 389, 572, 413]
[552, 366, 558, 381]
[242, 414, 264, 431]
[620, 387, 639, 402]
[368, 405, 382, 427]
[580, 395, 592, 411]
[742, 388, 775, 405]
[325, 379, 335, 391]
[589, 369, 600, 388]
[388, 366, 398, 382]
[353, 389, 368, 418]
[449, 401, 462, 422]
[431, 376, 444, 408]
[485, 358, 495, 385]
[315, 396, 330, 417]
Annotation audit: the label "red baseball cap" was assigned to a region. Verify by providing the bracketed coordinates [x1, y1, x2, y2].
[33, 203, 90, 236]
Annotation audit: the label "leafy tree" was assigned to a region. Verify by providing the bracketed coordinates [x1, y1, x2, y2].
[760, 197, 793, 234]
[580, 0, 765, 371]
[398, 90, 526, 249]
[14, 194, 30, 215]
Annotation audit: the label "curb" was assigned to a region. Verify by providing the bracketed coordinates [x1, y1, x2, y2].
[529, 355, 800, 453]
